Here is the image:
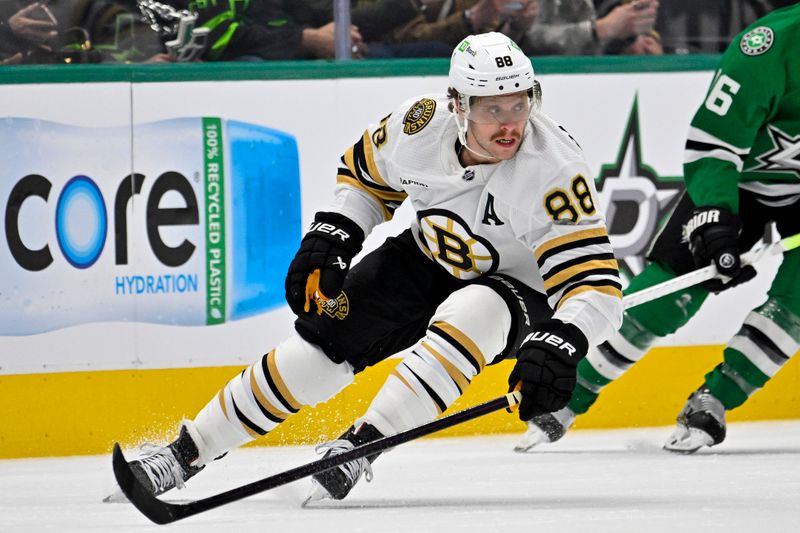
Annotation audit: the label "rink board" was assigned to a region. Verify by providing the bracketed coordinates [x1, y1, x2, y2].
[2, 58, 800, 459]
[1, 345, 798, 459]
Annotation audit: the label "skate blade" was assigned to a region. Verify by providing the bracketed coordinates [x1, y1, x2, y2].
[102, 489, 129, 503]
[513, 429, 550, 453]
[301, 480, 332, 507]
[663, 426, 713, 454]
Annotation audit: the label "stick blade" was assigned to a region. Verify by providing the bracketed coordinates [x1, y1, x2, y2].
[112, 443, 184, 525]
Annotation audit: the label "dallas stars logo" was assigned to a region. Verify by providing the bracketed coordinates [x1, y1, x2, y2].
[595, 97, 683, 279]
[751, 125, 800, 177]
[740, 26, 774, 56]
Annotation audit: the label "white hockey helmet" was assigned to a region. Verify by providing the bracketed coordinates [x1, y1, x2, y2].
[448, 33, 540, 143]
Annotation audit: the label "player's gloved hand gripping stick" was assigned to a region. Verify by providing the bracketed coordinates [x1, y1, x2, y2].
[114, 230, 800, 525]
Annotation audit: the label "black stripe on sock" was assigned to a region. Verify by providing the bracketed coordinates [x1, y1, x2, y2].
[260, 354, 299, 414]
[428, 324, 481, 374]
[740, 324, 790, 364]
[406, 366, 448, 413]
[413, 349, 465, 394]
[231, 397, 267, 436]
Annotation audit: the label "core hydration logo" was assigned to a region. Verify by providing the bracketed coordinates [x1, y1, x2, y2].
[1, 117, 301, 335]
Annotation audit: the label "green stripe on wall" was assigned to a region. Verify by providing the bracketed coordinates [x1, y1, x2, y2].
[0, 55, 721, 86]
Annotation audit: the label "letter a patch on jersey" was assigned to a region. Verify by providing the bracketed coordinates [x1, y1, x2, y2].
[482, 193, 504, 225]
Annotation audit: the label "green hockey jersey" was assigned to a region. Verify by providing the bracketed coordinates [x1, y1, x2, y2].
[684, 4, 800, 212]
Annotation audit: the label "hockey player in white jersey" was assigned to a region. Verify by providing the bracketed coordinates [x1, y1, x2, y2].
[114, 32, 623, 502]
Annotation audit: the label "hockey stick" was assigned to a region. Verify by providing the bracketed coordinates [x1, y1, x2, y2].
[114, 231, 800, 524]
[112, 391, 522, 524]
[622, 230, 800, 309]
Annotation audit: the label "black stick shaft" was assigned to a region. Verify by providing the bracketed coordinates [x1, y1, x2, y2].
[115, 392, 520, 524]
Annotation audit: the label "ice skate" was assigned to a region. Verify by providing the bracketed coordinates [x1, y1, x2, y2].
[514, 407, 576, 453]
[664, 387, 726, 454]
[303, 423, 384, 504]
[106, 425, 204, 501]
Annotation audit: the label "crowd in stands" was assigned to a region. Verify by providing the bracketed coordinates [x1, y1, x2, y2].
[0, 0, 796, 65]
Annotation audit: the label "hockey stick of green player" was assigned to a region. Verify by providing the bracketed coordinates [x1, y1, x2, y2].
[622, 231, 800, 310]
[112, 391, 523, 525]
[113, 231, 800, 525]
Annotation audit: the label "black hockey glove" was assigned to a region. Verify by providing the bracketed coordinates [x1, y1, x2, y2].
[508, 319, 588, 421]
[684, 206, 756, 293]
[285, 212, 364, 315]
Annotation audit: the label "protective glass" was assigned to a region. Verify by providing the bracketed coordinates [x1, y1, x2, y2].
[467, 94, 532, 125]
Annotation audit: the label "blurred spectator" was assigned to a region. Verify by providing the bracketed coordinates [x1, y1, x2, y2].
[161, 0, 422, 61]
[653, 0, 772, 54]
[0, 2, 60, 64]
[387, 0, 538, 54]
[0, 1, 168, 65]
[519, 0, 661, 56]
[285, 0, 443, 59]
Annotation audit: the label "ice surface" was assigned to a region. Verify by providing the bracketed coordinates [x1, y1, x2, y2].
[1, 421, 799, 533]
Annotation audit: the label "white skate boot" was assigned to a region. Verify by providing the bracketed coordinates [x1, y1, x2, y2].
[513, 407, 576, 453]
[664, 387, 726, 454]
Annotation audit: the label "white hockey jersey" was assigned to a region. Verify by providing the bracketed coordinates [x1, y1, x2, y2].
[328, 93, 622, 347]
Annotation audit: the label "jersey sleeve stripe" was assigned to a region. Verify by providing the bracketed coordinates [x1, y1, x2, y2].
[535, 228, 611, 263]
[359, 131, 389, 187]
[556, 282, 623, 310]
[545, 267, 621, 298]
[543, 259, 619, 293]
[686, 126, 750, 155]
[541, 252, 617, 281]
[685, 140, 745, 171]
[344, 138, 398, 194]
[335, 175, 394, 220]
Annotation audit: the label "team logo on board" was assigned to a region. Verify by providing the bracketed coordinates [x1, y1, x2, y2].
[403, 99, 436, 135]
[594, 96, 683, 280]
[740, 26, 773, 56]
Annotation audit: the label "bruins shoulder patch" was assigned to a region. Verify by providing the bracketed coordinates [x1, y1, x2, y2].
[403, 98, 436, 135]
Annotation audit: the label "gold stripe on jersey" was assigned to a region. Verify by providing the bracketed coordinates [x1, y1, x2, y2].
[266, 350, 302, 412]
[341, 139, 407, 201]
[249, 368, 290, 422]
[422, 341, 471, 393]
[429, 321, 486, 372]
[336, 175, 394, 220]
[543, 258, 619, 293]
[534, 227, 611, 262]
[360, 130, 388, 187]
[557, 283, 623, 310]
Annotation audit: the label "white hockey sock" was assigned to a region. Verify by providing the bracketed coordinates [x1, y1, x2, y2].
[360, 285, 510, 436]
[191, 334, 354, 464]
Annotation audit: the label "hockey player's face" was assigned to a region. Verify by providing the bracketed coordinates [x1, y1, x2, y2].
[467, 93, 530, 160]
